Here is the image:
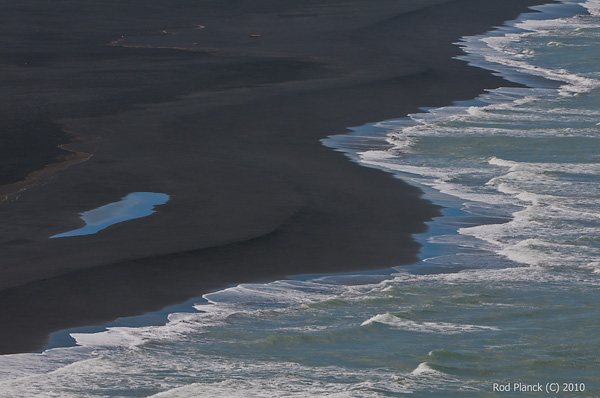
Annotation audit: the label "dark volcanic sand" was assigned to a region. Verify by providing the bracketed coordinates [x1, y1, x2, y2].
[0, 0, 551, 354]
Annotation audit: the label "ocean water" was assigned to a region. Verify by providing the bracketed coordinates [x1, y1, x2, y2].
[1, 1, 600, 396]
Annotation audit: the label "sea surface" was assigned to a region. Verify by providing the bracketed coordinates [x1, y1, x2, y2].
[1, 1, 599, 396]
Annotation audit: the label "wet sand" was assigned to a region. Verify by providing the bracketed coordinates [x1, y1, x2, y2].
[0, 0, 550, 354]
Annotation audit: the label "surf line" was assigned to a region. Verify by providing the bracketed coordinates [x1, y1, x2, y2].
[50, 192, 169, 238]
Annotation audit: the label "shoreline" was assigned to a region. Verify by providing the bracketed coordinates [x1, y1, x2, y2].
[0, 0, 552, 354]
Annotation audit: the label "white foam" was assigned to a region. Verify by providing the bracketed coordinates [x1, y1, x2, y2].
[357, 150, 395, 161]
[497, 239, 555, 266]
[391, 265, 600, 286]
[427, 180, 511, 206]
[357, 156, 452, 179]
[489, 157, 600, 175]
[39, 279, 379, 355]
[481, 51, 599, 96]
[583, 0, 600, 16]
[144, 362, 428, 397]
[488, 157, 518, 168]
[2, 262, 597, 397]
[588, 261, 600, 273]
[358, 82, 600, 268]
[71, 328, 146, 349]
[361, 313, 499, 334]
[200, 279, 346, 310]
[410, 362, 441, 376]
[410, 362, 442, 376]
[0, 345, 95, 382]
[458, 2, 600, 96]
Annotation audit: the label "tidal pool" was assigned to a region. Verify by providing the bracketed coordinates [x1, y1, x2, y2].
[51, 192, 169, 238]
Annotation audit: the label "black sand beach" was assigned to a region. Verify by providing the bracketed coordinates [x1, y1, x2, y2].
[0, 0, 550, 354]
